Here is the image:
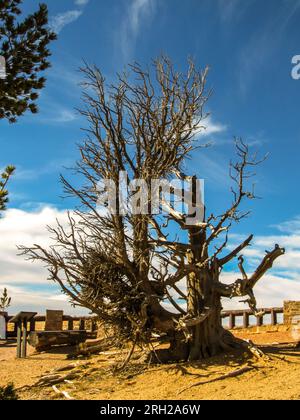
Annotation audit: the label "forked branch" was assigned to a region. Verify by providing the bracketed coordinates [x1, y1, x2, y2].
[215, 244, 285, 315]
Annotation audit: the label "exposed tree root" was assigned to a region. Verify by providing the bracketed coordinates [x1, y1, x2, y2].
[52, 385, 74, 400]
[69, 337, 114, 358]
[141, 328, 267, 365]
[114, 338, 138, 372]
[52, 362, 83, 373]
[33, 372, 81, 387]
[243, 340, 270, 361]
[222, 330, 270, 361]
[17, 362, 92, 391]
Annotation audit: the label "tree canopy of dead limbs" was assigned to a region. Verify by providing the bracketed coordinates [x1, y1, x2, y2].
[19, 57, 285, 351]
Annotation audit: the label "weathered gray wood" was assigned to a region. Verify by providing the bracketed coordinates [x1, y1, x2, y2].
[68, 319, 74, 330]
[11, 312, 37, 358]
[243, 312, 249, 328]
[91, 320, 97, 332]
[28, 330, 87, 351]
[45, 310, 63, 331]
[271, 309, 277, 326]
[21, 320, 27, 358]
[13, 321, 18, 336]
[221, 307, 283, 317]
[79, 319, 85, 330]
[30, 319, 36, 332]
[228, 313, 235, 329]
[10, 312, 37, 323]
[6, 314, 97, 336]
[72, 337, 114, 357]
[16, 320, 22, 358]
[221, 307, 284, 328]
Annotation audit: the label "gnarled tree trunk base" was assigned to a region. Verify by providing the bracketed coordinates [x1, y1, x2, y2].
[148, 328, 246, 364]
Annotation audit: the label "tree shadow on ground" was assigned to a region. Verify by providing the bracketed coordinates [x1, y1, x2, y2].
[260, 343, 300, 362]
[0, 340, 17, 348]
[29, 345, 78, 357]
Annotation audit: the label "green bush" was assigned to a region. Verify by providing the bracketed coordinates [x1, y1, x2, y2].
[0, 383, 18, 400]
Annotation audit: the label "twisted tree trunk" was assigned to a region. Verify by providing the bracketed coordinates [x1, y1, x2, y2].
[182, 228, 231, 361]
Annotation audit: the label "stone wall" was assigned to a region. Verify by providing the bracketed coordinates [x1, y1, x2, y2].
[283, 301, 300, 325]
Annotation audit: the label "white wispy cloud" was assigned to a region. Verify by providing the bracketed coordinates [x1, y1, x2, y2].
[8, 158, 74, 186]
[75, 0, 90, 6]
[194, 115, 227, 138]
[119, 0, 156, 60]
[25, 104, 78, 125]
[50, 10, 83, 34]
[190, 150, 231, 188]
[218, 0, 254, 23]
[51, 109, 77, 123]
[49, 0, 90, 34]
[280, 0, 300, 32]
[187, 117, 230, 188]
[218, 0, 241, 22]
[48, 64, 84, 91]
[272, 215, 300, 234]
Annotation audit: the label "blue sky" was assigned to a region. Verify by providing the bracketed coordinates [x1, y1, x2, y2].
[1, 0, 300, 314]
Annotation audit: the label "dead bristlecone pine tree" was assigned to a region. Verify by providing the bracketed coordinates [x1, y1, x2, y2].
[20, 57, 285, 363]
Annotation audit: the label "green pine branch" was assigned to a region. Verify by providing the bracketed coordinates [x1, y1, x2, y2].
[0, 0, 57, 123]
[0, 165, 15, 213]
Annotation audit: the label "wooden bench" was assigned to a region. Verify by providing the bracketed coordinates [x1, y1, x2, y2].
[28, 330, 87, 352]
[28, 310, 87, 352]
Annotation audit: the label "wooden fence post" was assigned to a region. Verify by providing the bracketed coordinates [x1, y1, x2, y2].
[79, 319, 85, 330]
[91, 320, 97, 333]
[21, 320, 27, 358]
[229, 313, 235, 329]
[13, 321, 18, 337]
[30, 319, 36, 332]
[16, 320, 22, 358]
[243, 312, 249, 328]
[270, 309, 277, 326]
[68, 318, 74, 331]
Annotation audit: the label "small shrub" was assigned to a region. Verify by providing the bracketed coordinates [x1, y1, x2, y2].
[0, 287, 11, 312]
[0, 383, 18, 400]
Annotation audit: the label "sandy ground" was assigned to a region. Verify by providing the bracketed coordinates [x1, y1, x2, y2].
[0, 341, 74, 389]
[0, 331, 299, 400]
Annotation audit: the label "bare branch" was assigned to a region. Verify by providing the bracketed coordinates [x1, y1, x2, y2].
[218, 234, 253, 266]
[215, 245, 285, 315]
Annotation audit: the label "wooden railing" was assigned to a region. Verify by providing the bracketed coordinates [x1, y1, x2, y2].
[5, 315, 97, 338]
[4, 307, 285, 337]
[221, 307, 283, 329]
